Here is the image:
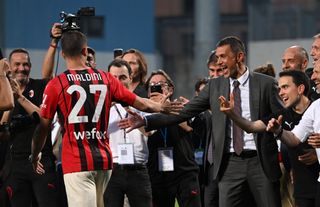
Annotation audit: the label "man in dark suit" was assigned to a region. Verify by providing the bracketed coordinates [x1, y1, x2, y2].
[120, 36, 283, 207]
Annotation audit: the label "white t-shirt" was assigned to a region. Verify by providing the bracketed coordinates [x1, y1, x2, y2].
[291, 99, 320, 181]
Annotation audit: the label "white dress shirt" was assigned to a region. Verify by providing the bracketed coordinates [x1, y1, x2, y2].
[108, 104, 149, 164]
[228, 68, 256, 152]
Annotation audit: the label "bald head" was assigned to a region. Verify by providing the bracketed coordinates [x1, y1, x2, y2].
[281, 46, 309, 71]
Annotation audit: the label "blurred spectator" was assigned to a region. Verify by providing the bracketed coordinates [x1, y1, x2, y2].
[207, 50, 223, 78]
[86, 47, 96, 69]
[122, 49, 148, 97]
[253, 63, 276, 77]
[282, 46, 309, 71]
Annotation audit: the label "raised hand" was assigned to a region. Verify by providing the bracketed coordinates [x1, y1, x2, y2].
[148, 91, 183, 115]
[158, 92, 184, 115]
[266, 115, 283, 134]
[308, 133, 320, 148]
[219, 93, 234, 115]
[10, 78, 22, 99]
[0, 59, 10, 74]
[118, 110, 146, 133]
[160, 100, 184, 115]
[51, 23, 62, 39]
[175, 96, 189, 105]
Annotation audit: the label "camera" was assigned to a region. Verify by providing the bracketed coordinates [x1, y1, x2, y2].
[150, 85, 163, 94]
[60, 7, 95, 32]
[113, 48, 123, 59]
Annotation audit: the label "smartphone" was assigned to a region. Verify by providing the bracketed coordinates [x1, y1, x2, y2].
[113, 48, 123, 59]
[0, 48, 3, 60]
[150, 85, 163, 93]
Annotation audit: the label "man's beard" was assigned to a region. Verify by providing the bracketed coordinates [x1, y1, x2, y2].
[16, 77, 29, 86]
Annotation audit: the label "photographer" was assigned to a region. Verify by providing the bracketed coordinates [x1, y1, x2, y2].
[42, 23, 97, 80]
[42, 23, 62, 79]
[143, 70, 201, 207]
[0, 58, 14, 111]
[0, 48, 58, 207]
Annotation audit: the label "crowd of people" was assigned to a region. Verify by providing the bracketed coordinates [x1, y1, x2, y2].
[0, 22, 320, 207]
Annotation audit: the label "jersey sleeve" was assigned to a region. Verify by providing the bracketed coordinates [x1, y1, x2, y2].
[40, 78, 59, 120]
[292, 100, 317, 142]
[107, 73, 137, 105]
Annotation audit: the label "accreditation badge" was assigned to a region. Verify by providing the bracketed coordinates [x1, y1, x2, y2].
[117, 143, 134, 164]
[194, 148, 204, 165]
[158, 147, 174, 171]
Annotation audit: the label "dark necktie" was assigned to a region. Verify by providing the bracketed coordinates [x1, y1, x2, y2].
[233, 80, 243, 155]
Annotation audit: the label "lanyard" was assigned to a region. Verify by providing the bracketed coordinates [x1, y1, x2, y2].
[160, 128, 168, 148]
[114, 104, 128, 143]
[198, 135, 203, 149]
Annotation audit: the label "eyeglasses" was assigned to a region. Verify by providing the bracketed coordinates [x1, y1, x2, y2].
[148, 81, 169, 88]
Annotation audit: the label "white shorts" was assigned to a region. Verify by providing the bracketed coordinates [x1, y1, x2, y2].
[64, 170, 112, 207]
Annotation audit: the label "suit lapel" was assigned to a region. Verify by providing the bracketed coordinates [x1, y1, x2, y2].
[221, 78, 230, 100]
[215, 78, 229, 152]
[249, 72, 260, 121]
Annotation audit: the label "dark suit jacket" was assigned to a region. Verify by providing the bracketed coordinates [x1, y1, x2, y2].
[146, 72, 284, 182]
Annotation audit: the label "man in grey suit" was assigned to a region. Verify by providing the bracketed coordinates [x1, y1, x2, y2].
[119, 36, 283, 207]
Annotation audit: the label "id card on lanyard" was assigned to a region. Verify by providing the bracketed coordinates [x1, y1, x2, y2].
[114, 104, 135, 164]
[157, 128, 174, 171]
[194, 136, 204, 165]
[118, 143, 134, 164]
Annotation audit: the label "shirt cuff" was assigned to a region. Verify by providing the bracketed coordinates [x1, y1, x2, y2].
[143, 116, 148, 128]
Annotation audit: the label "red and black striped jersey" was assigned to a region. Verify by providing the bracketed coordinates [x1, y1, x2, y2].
[40, 68, 136, 174]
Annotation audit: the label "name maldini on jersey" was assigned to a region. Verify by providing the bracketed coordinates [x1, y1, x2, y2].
[67, 73, 102, 82]
[73, 128, 107, 140]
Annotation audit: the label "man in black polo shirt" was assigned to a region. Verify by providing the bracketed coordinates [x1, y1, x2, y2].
[0, 48, 58, 207]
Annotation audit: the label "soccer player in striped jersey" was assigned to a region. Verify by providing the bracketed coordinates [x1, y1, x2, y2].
[30, 30, 181, 207]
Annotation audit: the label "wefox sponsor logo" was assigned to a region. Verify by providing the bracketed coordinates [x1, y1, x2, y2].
[74, 128, 107, 140]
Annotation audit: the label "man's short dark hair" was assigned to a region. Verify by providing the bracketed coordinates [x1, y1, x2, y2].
[207, 50, 217, 67]
[107, 59, 132, 76]
[279, 70, 310, 96]
[87, 47, 95, 56]
[9, 48, 31, 66]
[216, 36, 246, 56]
[61, 31, 87, 57]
